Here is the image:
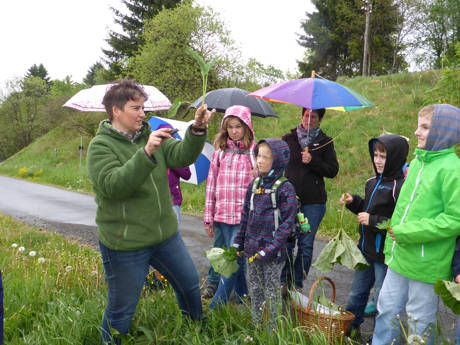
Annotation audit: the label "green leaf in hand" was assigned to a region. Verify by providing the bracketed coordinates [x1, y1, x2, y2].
[205, 247, 239, 278]
[376, 219, 392, 230]
[167, 98, 182, 119]
[222, 246, 238, 261]
[313, 200, 369, 272]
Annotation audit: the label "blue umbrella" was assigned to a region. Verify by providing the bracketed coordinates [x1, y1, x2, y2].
[148, 116, 214, 185]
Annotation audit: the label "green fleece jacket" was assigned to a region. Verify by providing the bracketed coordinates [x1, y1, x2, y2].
[384, 147, 460, 283]
[87, 120, 206, 251]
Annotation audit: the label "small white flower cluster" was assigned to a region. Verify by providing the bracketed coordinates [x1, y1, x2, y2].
[243, 335, 253, 343]
[407, 334, 425, 345]
[11, 243, 45, 263]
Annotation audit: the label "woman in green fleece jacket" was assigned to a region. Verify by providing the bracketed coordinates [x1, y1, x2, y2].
[373, 104, 460, 345]
[87, 80, 215, 344]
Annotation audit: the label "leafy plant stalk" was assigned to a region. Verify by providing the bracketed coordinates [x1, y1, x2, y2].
[186, 48, 217, 105]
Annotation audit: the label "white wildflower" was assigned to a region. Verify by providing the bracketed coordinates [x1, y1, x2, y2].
[244, 335, 253, 343]
[407, 334, 425, 345]
[65, 266, 73, 272]
[29, 251, 37, 257]
[90, 270, 98, 276]
[18, 246, 25, 253]
[11, 243, 18, 248]
[38, 257, 45, 264]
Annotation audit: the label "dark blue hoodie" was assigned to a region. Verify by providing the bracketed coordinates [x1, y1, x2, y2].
[346, 134, 409, 263]
[233, 139, 298, 263]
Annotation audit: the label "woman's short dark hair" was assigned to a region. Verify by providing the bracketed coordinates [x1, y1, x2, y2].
[302, 107, 326, 121]
[102, 80, 148, 121]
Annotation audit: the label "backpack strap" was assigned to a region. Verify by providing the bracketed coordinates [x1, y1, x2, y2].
[249, 176, 288, 237]
[271, 177, 287, 232]
[249, 177, 260, 212]
[223, 148, 252, 167]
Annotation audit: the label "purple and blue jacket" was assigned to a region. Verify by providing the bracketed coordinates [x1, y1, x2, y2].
[233, 139, 298, 263]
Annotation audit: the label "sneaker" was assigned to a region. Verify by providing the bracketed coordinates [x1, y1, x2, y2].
[202, 281, 218, 299]
[364, 301, 377, 316]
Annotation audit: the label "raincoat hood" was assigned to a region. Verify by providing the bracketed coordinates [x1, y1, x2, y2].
[425, 104, 460, 151]
[222, 105, 255, 139]
[254, 138, 290, 182]
[368, 134, 409, 179]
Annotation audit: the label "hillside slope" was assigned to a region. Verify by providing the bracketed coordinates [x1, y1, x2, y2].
[1, 70, 455, 237]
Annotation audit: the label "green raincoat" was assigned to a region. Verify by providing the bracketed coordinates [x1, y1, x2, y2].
[385, 147, 460, 283]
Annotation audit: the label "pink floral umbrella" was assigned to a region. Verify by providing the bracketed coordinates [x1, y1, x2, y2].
[63, 84, 171, 112]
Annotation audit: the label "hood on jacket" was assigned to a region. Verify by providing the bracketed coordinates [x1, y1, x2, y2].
[222, 105, 255, 139]
[368, 134, 409, 179]
[425, 104, 460, 151]
[254, 138, 290, 181]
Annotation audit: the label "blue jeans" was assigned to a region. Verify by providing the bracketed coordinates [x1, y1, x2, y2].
[281, 203, 326, 288]
[372, 268, 438, 345]
[206, 223, 225, 285]
[99, 233, 202, 344]
[0, 271, 3, 345]
[345, 257, 387, 327]
[210, 222, 247, 308]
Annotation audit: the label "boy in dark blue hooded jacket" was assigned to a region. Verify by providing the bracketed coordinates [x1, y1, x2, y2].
[340, 134, 409, 337]
[234, 139, 297, 325]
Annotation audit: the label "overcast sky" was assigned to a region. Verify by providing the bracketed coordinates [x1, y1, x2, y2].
[0, 1, 314, 90]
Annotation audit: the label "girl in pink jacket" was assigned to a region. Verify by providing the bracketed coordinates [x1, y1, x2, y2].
[203, 105, 256, 306]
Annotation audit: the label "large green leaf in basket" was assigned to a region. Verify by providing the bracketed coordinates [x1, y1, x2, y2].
[205, 247, 239, 278]
[434, 280, 460, 315]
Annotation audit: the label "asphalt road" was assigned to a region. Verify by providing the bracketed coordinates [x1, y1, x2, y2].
[0, 175, 456, 343]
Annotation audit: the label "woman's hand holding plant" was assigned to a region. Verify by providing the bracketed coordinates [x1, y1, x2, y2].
[301, 151, 312, 164]
[191, 104, 216, 134]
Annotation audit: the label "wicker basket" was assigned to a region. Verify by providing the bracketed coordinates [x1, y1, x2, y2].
[290, 277, 355, 340]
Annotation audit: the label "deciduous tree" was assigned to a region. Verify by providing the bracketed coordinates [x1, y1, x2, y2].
[128, 2, 238, 101]
[298, 0, 406, 79]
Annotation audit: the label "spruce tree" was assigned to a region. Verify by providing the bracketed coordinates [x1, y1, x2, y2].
[103, 0, 181, 66]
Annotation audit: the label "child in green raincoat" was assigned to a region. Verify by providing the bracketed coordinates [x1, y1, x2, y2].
[373, 104, 460, 345]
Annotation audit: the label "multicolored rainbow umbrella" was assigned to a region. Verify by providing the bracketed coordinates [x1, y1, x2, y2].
[249, 78, 374, 112]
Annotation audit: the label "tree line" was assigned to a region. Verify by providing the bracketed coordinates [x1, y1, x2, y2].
[0, 0, 458, 161]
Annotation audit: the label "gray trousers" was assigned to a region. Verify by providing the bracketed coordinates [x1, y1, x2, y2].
[247, 259, 283, 325]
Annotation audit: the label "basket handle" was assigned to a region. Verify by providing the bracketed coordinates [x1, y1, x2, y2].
[306, 276, 336, 312]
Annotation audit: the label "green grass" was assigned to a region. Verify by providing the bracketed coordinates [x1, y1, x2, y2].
[1, 214, 359, 345]
[0, 70, 456, 239]
[1, 214, 453, 344]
